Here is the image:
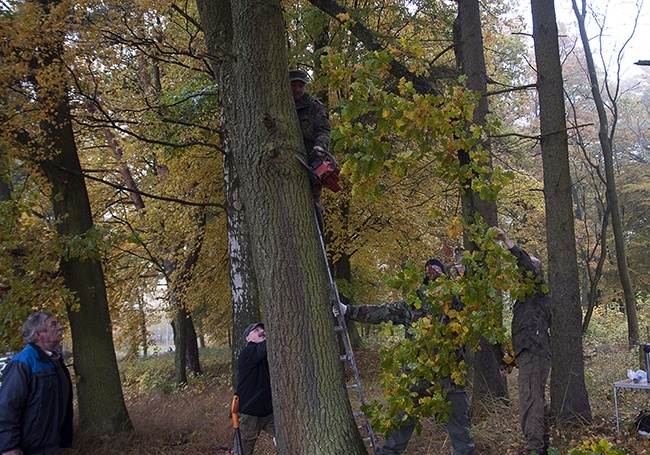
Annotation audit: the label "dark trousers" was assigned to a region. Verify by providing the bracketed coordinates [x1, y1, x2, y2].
[238, 412, 275, 455]
[517, 349, 550, 454]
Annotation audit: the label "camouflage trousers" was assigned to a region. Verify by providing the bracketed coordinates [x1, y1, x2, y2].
[376, 391, 474, 455]
[517, 349, 550, 455]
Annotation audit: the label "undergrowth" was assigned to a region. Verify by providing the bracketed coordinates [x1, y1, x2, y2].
[67, 300, 650, 454]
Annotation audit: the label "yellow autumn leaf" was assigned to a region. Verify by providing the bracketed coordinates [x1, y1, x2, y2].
[336, 12, 351, 21]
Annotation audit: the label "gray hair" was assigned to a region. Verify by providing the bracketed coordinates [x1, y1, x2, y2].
[22, 312, 55, 344]
[530, 257, 543, 277]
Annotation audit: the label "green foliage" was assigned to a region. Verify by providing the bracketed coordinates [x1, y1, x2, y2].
[322, 53, 513, 212]
[548, 437, 628, 455]
[364, 223, 527, 435]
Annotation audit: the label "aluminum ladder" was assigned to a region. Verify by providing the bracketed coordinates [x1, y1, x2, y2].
[316, 222, 377, 453]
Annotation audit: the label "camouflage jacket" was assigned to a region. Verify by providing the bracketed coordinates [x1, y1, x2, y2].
[346, 298, 424, 333]
[295, 93, 330, 160]
[510, 245, 552, 359]
[346, 296, 466, 393]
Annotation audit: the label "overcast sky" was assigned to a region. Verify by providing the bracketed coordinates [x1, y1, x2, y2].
[518, 0, 649, 81]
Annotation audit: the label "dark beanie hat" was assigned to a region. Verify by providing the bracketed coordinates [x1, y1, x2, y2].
[243, 322, 264, 341]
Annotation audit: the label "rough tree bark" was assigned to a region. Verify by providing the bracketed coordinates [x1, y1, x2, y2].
[34, 1, 131, 432]
[530, 0, 592, 422]
[456, 0, 508, 403]
[195, 0, 263, 388]
[197, 0, 368, 452]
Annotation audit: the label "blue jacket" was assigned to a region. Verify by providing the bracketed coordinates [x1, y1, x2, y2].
[0, 343, 73, 454]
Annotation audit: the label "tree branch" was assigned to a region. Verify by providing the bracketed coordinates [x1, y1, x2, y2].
[308, 0, 442, 95]
[65, 166, 227, 209]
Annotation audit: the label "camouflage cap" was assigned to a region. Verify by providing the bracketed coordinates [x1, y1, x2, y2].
[425, 258, 447, 275]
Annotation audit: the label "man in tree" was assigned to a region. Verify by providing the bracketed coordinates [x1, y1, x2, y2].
[235, 323, 274, 455]
[335, 258, 474, 455]
[289, 69, 331, 231]
[0, 312, 73, 455]
[495, 227, 551, 455]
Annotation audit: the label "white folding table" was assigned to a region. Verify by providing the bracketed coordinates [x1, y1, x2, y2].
[613, 378, 650, 437]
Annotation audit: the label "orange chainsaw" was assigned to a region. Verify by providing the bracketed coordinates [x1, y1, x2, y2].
[296, 149, 341, 193]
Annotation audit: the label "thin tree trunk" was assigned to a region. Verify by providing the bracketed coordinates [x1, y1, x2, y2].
[456, 0, 507, 402]
[582, 206, 610, 333]
[531, 0, 592, 422]
[140, 300, 149, 357]
[105, 119, 207, 382]
[572, 0, 638, 348]
[195, 0, 264, 387]
[223, 154, 263, 386]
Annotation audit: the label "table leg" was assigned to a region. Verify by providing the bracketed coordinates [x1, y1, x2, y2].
[614, 385, 620, 438]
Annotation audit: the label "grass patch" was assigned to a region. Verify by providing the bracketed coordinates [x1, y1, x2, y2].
[68, 305, 650, 454]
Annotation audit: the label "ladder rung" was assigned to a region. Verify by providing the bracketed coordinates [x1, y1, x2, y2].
[339, 354, 350, 361]
[334, 325, 344, 332]
[353, 411, 366, 418]
[347, 383, 359, 390]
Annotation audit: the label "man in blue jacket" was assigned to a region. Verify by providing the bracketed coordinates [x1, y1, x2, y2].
[0, 312, 73, 455]
[235, 322, 274, 455]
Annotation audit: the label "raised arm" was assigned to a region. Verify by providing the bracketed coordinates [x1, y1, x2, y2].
[494, 227, 515, 249]
[335, 300, 412, 326]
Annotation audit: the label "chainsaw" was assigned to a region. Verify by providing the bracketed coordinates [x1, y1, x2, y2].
[296, 149, 341, 193]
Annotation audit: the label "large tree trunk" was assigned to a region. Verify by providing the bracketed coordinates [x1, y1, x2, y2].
[456, 0, 507, 402]
[530, 0, 592, 422]
[35, 28, 131, 434]
[197, 0, 368, 452]
[571, 0, 638, 348]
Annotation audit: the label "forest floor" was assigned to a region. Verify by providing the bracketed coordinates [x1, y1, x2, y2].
[68, 309, 650, 454]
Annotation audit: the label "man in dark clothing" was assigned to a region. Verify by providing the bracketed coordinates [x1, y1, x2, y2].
[235, 323, 274, 455]
[335, 259, 474, 455]
[0, 312, 73, 455]
[289, 69, 331, 231]
[495, 227, 551, 455]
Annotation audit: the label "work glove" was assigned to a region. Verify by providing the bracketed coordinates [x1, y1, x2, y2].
[311, 145, 326, 158]
[308, 146, 327, 168]
[332, 303, 347, 317]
